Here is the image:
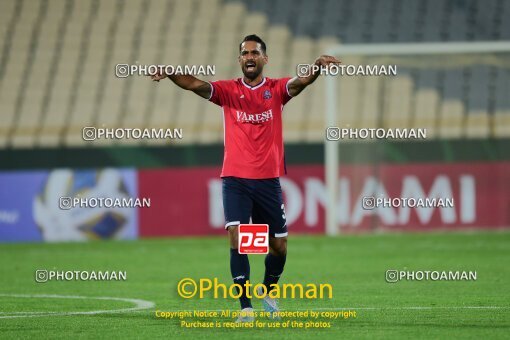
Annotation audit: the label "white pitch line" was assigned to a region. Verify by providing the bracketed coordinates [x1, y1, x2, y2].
[0, 293, 155, 319]
[160, 306, 510, 313]
[1, 293, 508, 319]
[296, 306, 510, 310]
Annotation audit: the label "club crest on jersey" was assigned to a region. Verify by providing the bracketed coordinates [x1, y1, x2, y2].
[263, 90, 272, 99]
[236, 109, 273, 124]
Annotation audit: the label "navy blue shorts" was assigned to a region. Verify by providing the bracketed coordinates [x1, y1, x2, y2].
[222, 177, 288, 238]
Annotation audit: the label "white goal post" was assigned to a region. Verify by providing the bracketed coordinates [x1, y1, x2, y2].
[324, 41, 510, 236]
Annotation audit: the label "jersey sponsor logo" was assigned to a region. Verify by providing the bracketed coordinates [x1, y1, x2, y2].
[236, 109, 273, 124]
[238, 224, 269, 254]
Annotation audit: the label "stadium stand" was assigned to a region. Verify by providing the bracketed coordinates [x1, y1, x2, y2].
[0, 0, 509, 148]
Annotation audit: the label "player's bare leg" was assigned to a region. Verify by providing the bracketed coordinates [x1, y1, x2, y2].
[269, 236, 287, 257]
[258, 236, 287, 318]
[228, 225, 254, 322]
[228, 225, 239, 248]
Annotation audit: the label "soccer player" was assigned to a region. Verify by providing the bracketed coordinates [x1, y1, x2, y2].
[151, 34, 339, 321]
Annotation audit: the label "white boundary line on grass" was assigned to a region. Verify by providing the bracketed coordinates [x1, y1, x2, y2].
[303, 306, 510, 310]
[0, 293, 155, 319]
[1, 294, 508, 319]
[160, 306, 510, 313]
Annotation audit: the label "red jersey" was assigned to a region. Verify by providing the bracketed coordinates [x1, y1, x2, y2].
[208, 77, 293, 179]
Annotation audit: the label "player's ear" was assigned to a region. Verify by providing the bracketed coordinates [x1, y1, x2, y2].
[263, 54, 268, 64]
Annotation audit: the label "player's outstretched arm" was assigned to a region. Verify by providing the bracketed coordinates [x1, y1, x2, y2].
[150, 73, 212, 99]
[287, 55, 341, 97]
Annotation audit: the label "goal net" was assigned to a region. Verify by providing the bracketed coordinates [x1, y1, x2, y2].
[323, 41, 510, 235]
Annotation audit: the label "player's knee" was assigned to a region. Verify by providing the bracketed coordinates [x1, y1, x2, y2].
[228, 225, 239, 249]
[270, 237, 287, 256]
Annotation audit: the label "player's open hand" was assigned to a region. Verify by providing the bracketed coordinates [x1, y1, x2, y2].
[314, 55, 341, 67]
[150, 71, 167, 82]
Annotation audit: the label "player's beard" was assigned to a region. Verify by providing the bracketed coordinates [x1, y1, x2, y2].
[242, 63, 262, 80]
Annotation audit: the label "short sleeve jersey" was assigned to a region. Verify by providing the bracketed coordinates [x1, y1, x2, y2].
[208, 77, 293, 179]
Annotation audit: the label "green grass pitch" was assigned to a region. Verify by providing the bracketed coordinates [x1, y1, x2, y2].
[0, 231, 509, 339]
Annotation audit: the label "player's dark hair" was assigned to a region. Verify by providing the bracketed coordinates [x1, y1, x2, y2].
[239, 34, 267, 55]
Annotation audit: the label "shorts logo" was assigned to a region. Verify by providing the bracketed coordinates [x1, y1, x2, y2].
[238, 224, 269, 254]
[263, 90, 272, 99]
